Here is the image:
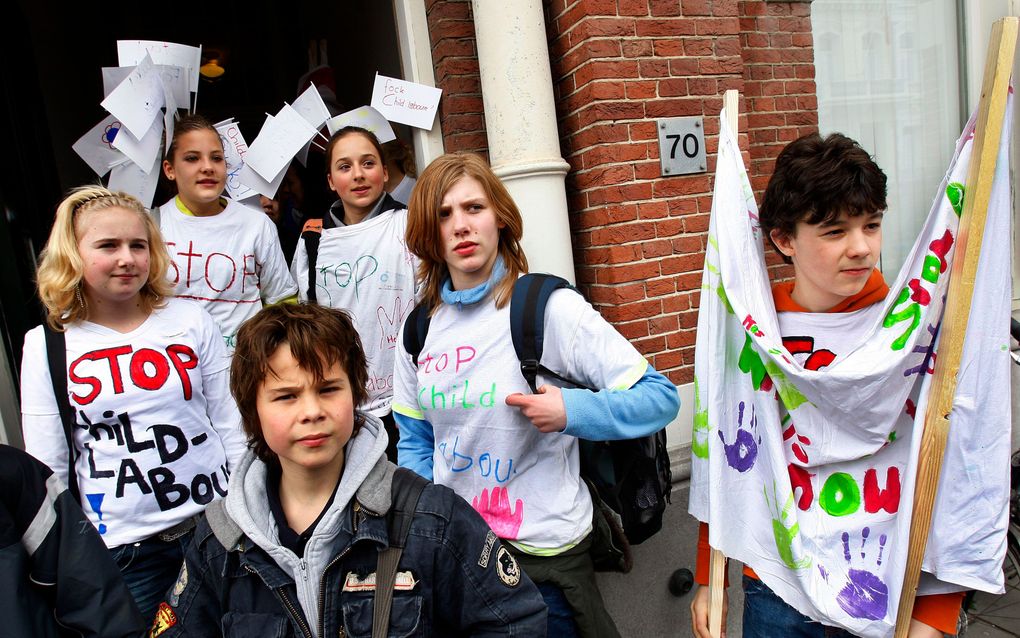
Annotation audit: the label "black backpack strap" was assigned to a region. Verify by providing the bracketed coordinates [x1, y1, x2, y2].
[300, 218, 324, 304]
[373, 468, 429, 638]
[42, 324, 80, 503]
[401, 302, 432, 367]
[509, 273, 592, 393]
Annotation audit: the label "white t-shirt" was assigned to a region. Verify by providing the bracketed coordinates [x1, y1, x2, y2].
[392, 289, 648, 552]
[20, 299, 247, 548]
[291, 209, 418, 417]
[159, 198, 298, 352]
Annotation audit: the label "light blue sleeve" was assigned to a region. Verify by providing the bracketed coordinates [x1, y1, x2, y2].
[560, 364, 680, 440]
[395, 412, 435, 481]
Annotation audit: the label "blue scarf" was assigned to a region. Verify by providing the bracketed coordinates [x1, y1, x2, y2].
[440, 256, 507, 307]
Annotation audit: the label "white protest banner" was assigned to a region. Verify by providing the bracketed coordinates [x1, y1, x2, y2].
[326, 105, 396, 142]
[117, 40, 201, 94]
[688, 101, 1013, 637]
[243, 105, 317, 182]
[72, 114, 127, 177]
[214, 119, 257, 201]
[370, 73, 441, 130]
[111, 117, 163, 174]
[101, 53, 165, 139]
[107, 150, 162, 207]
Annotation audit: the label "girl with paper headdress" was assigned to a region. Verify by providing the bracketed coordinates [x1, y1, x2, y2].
[290, 125, 418, 463]
[20, 186, 247, 622]
[158, 114, 298, 354]
[391, 152, 680, 637]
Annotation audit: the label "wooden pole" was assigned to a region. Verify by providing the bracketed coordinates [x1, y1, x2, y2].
[707, 88, 741, 638]
[892, 17, 1018, 638]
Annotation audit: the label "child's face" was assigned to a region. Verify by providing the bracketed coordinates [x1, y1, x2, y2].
[439, 175, 505, 290]
[327, 133, 387, 221]
[256, 344, 356, 477]
[76, 206, 151, 307]
[771, 210, 883, 311]
[162, 129, 226, 213]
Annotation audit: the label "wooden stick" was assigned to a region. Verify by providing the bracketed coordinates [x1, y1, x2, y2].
[892, 17, 1018, 638]
[706, 88, 741, 638]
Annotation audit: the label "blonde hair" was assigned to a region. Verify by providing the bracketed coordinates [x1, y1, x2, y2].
[36, 186, 173, 330]
[405, 152, 527, 310]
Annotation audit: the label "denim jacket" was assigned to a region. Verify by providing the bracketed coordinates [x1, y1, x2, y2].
[153, 418, 546, 638]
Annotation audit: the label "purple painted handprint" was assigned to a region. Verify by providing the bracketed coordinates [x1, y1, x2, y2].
[472, 486, 524, 539]
[718, 401, 760, 472]
[835, 527, 889, 621]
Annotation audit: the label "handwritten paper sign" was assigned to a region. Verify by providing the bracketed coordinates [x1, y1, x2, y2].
[101, 54, 165, 139]
[214, 119, 256, 201]
[243, 105, 318, 182]
[107, 151, 162, 207]
[370, 73, 441, 130]
[111, 117, 163, 174]
[326, 105, 396, 142]
[103, 65, 189, 106]
[292, 83, 332, 130]
[72, 114, 127, 177]
[117, 40, 201, 94]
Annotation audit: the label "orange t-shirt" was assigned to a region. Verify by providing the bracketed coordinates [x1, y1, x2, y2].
[694, 269, 964, 634]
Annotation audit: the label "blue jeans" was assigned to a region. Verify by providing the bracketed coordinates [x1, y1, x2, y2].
[537, 582, 580, 637]
[743, 575, 855, 638]
[111, 530, 192, 624]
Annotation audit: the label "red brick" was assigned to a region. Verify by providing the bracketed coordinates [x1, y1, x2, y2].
[569, 123, 630, 151]
[638, 200, 669, 219]
[639, 59, 672, 78]
[650, 0, 682, 16]
[585, 283, 646, 307]
[695, 17, 738, 36]
[682, 213, 710, 233]
[578, 101, 646, 128]
[618, 0, 650, 16]
[569, 17, 637, 43]
[743, 32, 768, 48]
[623, 40, 654, 57]
[671, 234, 704, 253]
[714, 35, 742, 57]
[635, 19, 696, 37]
[595, 261, 661, 284]
[634, 161, 663, 180]
[574, 164, 634, 189]
[631, 335, 667, 355]
[668, 57, 700, 76]
[667, 328, 696, 348]
[625, 80, 659, 99]
[687, 77, 718, 95]
[658, 78, 689, 97]
[698, 56, 742, 74]
[653, 39, 685, 57]
[589, 219, 656, 245]
[630, 121, 658, 140]
[645, 277, 677, 297]
[599, 299, 663, 323]
[649, 315, 679, 335]
[645, 97, 704, 118]
[615, 319, 651, 339]
[653, 350, 683, 369]
[641, 239, 673, 258]
[653, 175, 711, 198]
[683, 38, 714, 56]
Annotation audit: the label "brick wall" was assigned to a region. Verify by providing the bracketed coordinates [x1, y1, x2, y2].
[426, 0, 488, 154]
[545, 0, 817, 385]
[422, 0, 819, 386]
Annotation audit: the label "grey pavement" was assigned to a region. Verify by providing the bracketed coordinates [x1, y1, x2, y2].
[596, 481, 1017, 637]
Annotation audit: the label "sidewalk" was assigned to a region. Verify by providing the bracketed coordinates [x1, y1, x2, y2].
[595, 481, 1017, 637]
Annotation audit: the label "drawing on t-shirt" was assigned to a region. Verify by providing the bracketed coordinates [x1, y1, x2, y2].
[883, 227, 954, 350]
[166, 239, 262, 304]
[472, 486, 524, 540]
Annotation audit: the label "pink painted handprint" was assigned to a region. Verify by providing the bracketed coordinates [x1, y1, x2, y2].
[472, 486, 524, 539]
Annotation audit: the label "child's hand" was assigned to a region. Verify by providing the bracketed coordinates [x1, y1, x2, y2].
[504, 385, 567, 432]
[906, 619, 942, 638]
[691, 585, 727, 638]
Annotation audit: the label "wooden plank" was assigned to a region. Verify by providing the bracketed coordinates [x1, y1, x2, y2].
[707, 88, 741, 638]
[892, 17, 1018, 637]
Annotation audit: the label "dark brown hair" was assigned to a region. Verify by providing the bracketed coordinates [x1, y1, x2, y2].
[325, 127, 386, 173]
[759, 133, 887, 263]
[165, 114, 222, 162]
[230, 303, 369, 462]
[405, 152, 528, 311]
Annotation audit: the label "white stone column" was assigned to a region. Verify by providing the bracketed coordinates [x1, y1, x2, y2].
[470, 0, 576, 282]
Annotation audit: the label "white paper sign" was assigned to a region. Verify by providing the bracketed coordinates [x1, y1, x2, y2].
[292, 83, 331, 130]
[244, 105, 317, 182]
[107, 150, 162, 207]
[117, 40, 201, 94]
[103, 65, 189, 106]
[237, 162, 286, 200]
[101, 54, 165, 139]
[72, 115, 127, 177]
[326, 105, 396, 142]
[370, 73, 442, 130]
[214, 119, 257, 201]
[111, 117, 163, 174]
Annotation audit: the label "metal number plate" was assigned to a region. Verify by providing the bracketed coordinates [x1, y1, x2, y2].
[657, 117, 706, 176]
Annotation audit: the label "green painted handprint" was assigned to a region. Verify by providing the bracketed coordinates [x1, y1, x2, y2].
[764, 483, 812, 570]
[692, 376, 711, 459]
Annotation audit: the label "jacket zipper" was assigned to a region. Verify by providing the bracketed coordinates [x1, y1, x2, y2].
[321, 502, 366, 638]
[242, 563, 313, 638]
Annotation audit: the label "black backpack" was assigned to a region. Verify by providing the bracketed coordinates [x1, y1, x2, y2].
[402, 273, 671, 548]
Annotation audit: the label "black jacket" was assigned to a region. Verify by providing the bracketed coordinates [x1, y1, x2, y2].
[0, 444, 145, 637]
